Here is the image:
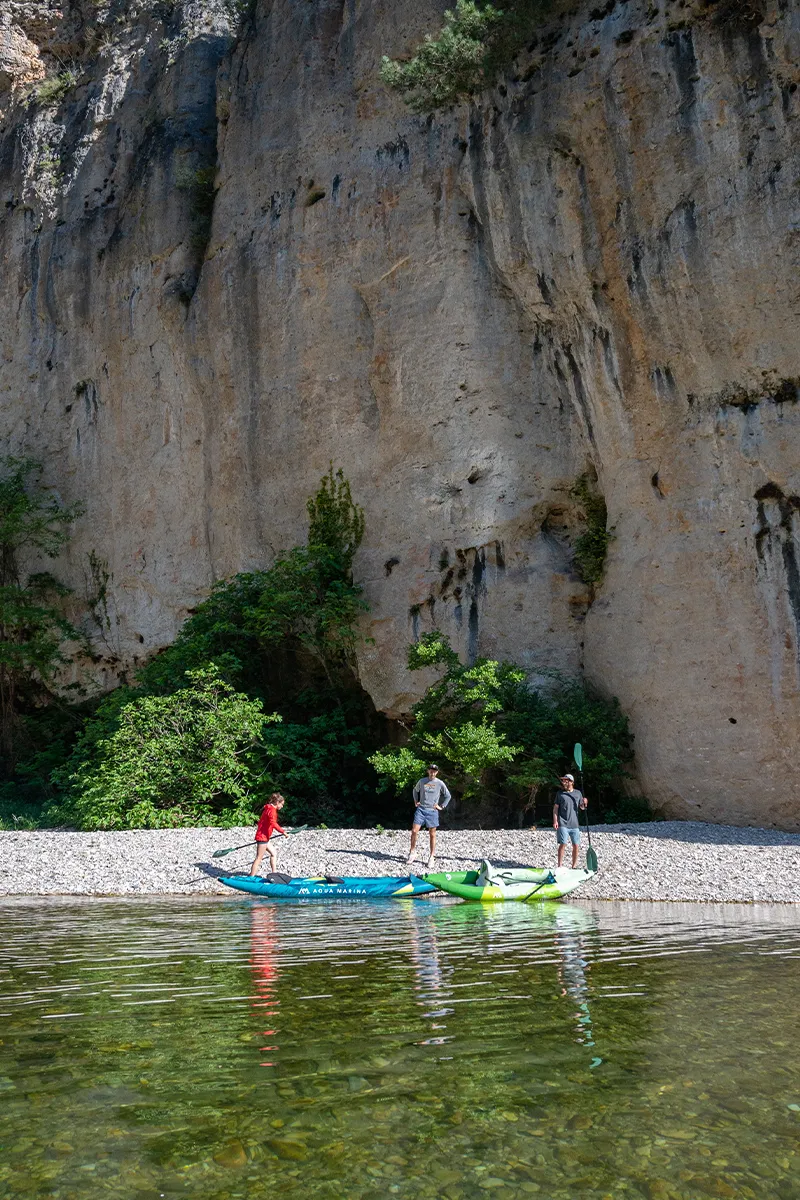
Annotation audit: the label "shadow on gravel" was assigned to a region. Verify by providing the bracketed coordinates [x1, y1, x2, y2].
[325, 848, 406, 864]
[604, 822, 800, 846]
[328, 847, 480, 866]
[328, 848, 540, 869]
[192, 861, 229, 880]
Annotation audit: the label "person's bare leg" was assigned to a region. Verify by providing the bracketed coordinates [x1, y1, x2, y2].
[408, 825, 421, 862]
[557, 843, 566, 868]
[428, 828, 437, 859]
[267, 841, 277, 872]
[250, 843, 267, 876]
[571, 842, 579, 869]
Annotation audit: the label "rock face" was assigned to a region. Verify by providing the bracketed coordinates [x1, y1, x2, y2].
[0, 0, 798, 825]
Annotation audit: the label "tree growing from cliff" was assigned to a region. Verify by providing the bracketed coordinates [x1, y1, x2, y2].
[370, 632, 633, 823]
[248, 465, 367, 674]
[370, 632, 525, 802]
[571, 473, 613, 587]
[0, 458, 83, 770]
[381, 0, 559, 112]
[381, 0, 762, 113]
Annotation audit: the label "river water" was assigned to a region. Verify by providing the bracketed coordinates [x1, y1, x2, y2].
[0, 896, 798, 1200]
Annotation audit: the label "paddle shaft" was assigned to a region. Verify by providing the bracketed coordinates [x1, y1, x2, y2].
[573, 742, 597, 871]
[574, 766, 598, 872]
[520, 877, 553, 902]
[576, 768, 592, 847]
[211, 826, 309, 858]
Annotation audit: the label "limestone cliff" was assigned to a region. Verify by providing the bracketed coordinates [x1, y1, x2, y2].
[1, 0, 799, 825]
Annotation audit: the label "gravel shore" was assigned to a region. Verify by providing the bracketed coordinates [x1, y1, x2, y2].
[2, 822, 800, 903]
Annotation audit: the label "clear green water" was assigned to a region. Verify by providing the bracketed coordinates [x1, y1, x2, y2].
[1, 897, 799, 1200]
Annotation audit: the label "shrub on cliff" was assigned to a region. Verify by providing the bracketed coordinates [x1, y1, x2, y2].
[139, 465, 367, 695]
[381, 0, 557, 112]
[571, 473, 613, 587]
[370, 632, 633, 824]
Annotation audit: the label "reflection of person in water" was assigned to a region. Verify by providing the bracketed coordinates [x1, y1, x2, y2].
[250, 905, 280, 1067]
[404, 907, 453, 1047]
[553, 907, 596, 1052]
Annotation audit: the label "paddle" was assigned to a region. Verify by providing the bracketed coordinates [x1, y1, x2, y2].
[573, 743, 598, 872]
[520, 871, 557, 902]
[212, 825, 311, 858]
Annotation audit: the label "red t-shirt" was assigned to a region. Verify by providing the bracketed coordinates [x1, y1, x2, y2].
[255, 804, 286, 842]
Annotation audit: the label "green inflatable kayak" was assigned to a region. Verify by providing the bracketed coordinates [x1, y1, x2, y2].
[426, 860, 594, 902]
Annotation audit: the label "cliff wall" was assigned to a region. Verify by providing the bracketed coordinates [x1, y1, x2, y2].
[1, 0, 799, 825]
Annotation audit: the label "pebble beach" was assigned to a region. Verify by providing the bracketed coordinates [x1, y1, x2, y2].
[2, 821, 800, 903]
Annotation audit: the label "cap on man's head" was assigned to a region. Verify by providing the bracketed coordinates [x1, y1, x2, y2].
[427, 764, 439, 771]
[562, 773, 574, 781]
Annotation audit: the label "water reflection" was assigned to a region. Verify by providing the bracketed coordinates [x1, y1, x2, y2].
[552, 905, 597, 1054]
[0, 897, 799, 1200]
[250, 904, 280, 1066]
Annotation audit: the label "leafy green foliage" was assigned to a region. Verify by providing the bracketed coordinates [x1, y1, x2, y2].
[0, 702, 90, 828]
[36, 68, 79, 106]
[571, 474, 612, 587]
[247, 466, 367, 672]
[246, 546, 367, 671]
[248, 696, 384, 826]
[43, 468, 386, 830]
[0, 458, 83, 769]
[380, 0, 557, 112]
[499, 673, 633, 799]
[423, 719, 520, 780]
[371, 633, 634, 824]
[369, 746, 427, 794]
[371, 632, 524, 803]
[57, 666, 277, 830]
[176, 164, 217, 253]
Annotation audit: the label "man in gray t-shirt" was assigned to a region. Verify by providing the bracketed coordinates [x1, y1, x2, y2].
[407, 765, 451, 870]
[552, 774, 588, 868]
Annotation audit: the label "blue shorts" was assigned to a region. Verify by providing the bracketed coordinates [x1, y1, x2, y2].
[557, 827, 580, 845]
[413, 807, 439, 829]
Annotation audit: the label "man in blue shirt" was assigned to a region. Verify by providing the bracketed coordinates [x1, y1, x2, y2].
[553, 774, 588, 868]
[406, 764, 451, 870]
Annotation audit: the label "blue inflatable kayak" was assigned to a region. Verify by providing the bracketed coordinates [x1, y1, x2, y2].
[218, 873, 436, 899]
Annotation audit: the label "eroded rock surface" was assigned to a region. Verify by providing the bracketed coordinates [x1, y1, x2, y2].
[0, 0, 798, 824]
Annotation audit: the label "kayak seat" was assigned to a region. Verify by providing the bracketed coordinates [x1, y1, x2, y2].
[323, 876, 345, 885]
[264, 872, 293, 884]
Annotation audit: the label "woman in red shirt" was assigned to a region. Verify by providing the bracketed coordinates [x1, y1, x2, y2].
[250, 793, 287, 876]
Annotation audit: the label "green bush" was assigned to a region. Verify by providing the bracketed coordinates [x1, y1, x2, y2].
[571, 474, 612, 587]
[370, 632, 633, 824]
[45, 467, 387, 830]
[36, 68, 79, 106]
[56, 665, 277, 830]
[381, 0, 557, 112]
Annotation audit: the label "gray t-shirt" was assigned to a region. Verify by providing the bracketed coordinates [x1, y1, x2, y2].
[413, 777, 451, 810]
[554, 789, 585, 829]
